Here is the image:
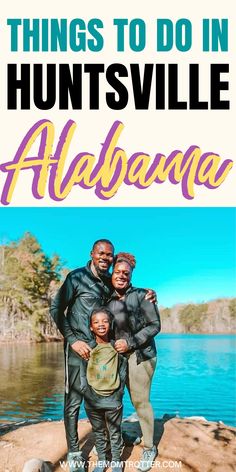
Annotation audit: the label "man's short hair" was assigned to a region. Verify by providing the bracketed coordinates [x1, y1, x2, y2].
[92, 239, 114, 252]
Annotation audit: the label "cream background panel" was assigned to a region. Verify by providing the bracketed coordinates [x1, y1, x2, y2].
[0, 0, 235, 206]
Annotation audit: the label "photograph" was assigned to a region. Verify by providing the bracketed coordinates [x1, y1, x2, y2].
[0, 1, 235, 471]
[0, 207, 235, 472]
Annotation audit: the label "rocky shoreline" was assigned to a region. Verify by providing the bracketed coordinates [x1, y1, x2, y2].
[0, 416, 235, 472]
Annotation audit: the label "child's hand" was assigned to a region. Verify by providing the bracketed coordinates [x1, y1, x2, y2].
[115, 339, 129, 353]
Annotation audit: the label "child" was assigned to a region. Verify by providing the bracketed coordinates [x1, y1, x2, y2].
[83, 307, 127, 472]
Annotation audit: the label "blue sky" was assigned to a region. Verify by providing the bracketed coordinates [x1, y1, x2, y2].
[0, 207, 235, 307]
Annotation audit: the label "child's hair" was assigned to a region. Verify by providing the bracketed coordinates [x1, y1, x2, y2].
[90, 307, 114, 325]
[113, 252, 136, 269]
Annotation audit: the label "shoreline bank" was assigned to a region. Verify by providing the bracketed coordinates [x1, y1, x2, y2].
[0, 416, 235, 472]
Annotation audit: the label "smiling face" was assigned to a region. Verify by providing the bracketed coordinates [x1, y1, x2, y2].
[90, 311, 111, 343]
[112, 261, 132, 293]
[90, 242, 114, 276]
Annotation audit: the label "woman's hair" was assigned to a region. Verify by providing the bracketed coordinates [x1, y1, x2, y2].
[113, 252, 136, 269]
[90, 306, 113, 325]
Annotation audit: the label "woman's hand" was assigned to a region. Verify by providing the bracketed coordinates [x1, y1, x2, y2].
[115, 339, 129, 353]
[145, 288, 157, 303]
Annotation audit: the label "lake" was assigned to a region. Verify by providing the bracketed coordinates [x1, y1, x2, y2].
[0, 334, 235, 427]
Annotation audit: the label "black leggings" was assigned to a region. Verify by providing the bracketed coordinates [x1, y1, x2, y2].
[85, 406, 123, 462]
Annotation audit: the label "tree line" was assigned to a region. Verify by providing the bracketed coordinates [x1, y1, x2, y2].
[0, 233, 63, 341]
[0, 233, 235, 341]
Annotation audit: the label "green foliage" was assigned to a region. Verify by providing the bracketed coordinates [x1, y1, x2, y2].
[179, 303, 208, 333]
[229, 299, 236, 319]
[0, 232, 62, 340]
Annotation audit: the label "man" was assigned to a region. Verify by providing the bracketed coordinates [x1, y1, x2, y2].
[50, 239, 155, 472]
[50, 239, 114, 472]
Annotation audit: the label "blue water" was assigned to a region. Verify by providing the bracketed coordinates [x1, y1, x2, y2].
[134, 334, 236, 426]
[0, 334, 235, 427]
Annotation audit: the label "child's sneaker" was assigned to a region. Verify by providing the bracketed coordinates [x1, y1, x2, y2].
[67, 451, 85, 472]
[92, 460, 108, 472]
[111, 460, 123, 472]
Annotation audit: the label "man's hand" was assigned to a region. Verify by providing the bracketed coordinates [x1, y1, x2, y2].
[71, 340, 92, 360]
[115, 339, 129, 353]
[145, 288, 157, 303]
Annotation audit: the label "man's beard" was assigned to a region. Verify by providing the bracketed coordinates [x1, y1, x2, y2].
[96, 267, 109, 277]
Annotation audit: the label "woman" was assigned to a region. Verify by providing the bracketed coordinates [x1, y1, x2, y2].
[107, 253, 161, 472]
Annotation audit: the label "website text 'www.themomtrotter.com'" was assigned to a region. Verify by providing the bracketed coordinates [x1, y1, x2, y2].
[59, 459, 182, 469]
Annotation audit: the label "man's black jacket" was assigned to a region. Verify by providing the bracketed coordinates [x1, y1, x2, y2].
[50, 262, 112, 364]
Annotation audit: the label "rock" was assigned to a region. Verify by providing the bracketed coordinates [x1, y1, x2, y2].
[123, 413, 139, 422]
[1, 418, 235, 471]
[22, 458, 53, 472]
[184, 416, 207, 421]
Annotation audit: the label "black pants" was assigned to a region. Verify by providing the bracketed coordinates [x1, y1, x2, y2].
[64, 365, 83, 452]
[85, 406, 123, 462]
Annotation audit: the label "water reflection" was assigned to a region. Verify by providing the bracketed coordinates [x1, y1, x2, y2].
[0, 335, 235, 427]
[0, 343, 64, 421]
